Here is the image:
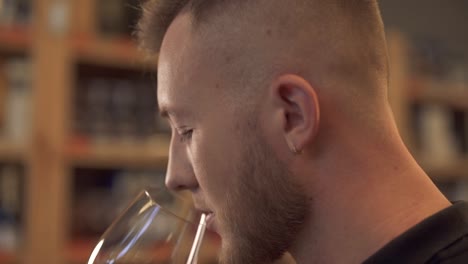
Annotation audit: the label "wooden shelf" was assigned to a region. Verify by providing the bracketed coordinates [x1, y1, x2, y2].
[67, 136, 169, 169]
[67, 237, 219, 264]
[420, 157, 468, 181]
[409, 78, 468, 110]
[0, 26, 156, 68]
[72, 35, 157, 70]
[409, 78, 468, 182]
[0, 251, 17, 263]
[0, 25, 31, 54]
[67, 237, 176, 264]
[67, 238, 98, 264]
[0, 141, 25, 163]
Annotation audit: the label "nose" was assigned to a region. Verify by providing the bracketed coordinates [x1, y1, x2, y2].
[165, 136, 198, 192]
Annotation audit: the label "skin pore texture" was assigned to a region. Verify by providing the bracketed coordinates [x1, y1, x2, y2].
[148, 1, 452, 263]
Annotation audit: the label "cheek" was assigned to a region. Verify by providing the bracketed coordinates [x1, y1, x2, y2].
[190, 130, 240, 205]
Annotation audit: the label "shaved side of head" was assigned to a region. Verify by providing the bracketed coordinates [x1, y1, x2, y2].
[138, 0, 388, 110]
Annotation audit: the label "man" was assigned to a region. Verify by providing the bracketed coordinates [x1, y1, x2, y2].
[137, 1, 468, 263]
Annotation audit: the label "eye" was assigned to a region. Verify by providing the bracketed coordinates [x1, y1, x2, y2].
[179, 129, 193, 143]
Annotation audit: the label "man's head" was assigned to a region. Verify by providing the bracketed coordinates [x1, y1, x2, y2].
[138, 0, 389, 263]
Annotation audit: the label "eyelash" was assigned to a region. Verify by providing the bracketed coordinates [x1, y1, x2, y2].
[179, 129, 193, 143]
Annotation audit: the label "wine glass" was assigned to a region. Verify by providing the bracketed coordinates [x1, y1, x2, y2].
[87, 187, 219, 264]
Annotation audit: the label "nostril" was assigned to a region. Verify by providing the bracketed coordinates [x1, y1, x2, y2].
[165, 176, 181, 191]
[165, 175, 190, 192]
[165, 174, 198, 192]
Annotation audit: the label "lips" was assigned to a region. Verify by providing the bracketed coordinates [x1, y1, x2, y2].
[193, 200, 218, 233]
[204, 212, 217, 233]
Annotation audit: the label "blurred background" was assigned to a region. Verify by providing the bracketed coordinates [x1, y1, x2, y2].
[0, 0, 466, 263]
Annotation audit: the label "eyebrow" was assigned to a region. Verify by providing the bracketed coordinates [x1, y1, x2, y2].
[159, 106, 190, 120]
[159, 107, 170, 118]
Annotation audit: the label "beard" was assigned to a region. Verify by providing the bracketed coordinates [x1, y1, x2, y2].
[217, 123, 309, 264]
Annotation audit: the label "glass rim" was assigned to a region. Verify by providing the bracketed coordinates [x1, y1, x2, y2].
[99, 186, 203, 239]
[143, 187, 203, 225]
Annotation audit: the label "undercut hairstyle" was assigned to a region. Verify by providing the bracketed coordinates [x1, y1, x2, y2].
[137, 0, 385, 55]
[138, 0, 248, 53]
[138, 0, 390, 114]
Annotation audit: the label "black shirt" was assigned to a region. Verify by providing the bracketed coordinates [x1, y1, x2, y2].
[363, 202, 468, 264]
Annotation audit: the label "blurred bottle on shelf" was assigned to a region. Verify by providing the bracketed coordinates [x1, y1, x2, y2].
[411, 37, 457, 79]
[135, 79, 160, 137]
[453, 110, 468, 155]
[72, 168, 165, 238]
[411, 38, 468, 94]
[0, 164, 22, 253]
[110, 79, 137, 142]
[447, 63, 468, 91]
[3, 57, 31, 145]
[85, 78, 113, 144]
[418, 104, 460, 166]
[112, 169, 166, 206]
[452, 180, 468, 201]
[409, 37, 468, 161]
[0, 60, 6, 133]
[465, 113, 468, 155]
[73, 74, 160, 145]
[0, 0, 31, 25]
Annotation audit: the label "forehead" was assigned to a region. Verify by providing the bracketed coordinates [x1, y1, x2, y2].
[158, 13, 195, 105]
[157, 12, 222, 114]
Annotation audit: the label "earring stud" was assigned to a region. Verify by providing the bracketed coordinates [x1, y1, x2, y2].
[287, 139, 302, 155]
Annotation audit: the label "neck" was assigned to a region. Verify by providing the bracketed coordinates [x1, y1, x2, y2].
[290, 127, 450, 264]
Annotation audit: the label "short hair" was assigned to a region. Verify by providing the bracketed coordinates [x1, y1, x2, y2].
[138, 0, 389, 110]
[137, 0, 231, 53]
[137, 0, 385, 54]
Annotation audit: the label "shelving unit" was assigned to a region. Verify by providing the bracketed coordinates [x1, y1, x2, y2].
[0, 25, 31, 54]
[0, 1, 165, 264]
[72, 35, 156, 70]
[410, 79, 468, 180]
[0, 141, 25, 163]
[0, 24, 31, 166]
[387, 31, 468, 184]
[67, 136, 169, 169]
[0, 5, 31, 264]
[409, 79, 468, 110]
[420, 157, 468, 181]
[0, 251, 17, 264]
[66, 239, 99, 264]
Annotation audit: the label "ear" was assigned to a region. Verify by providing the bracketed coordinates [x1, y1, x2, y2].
[272, 74, 320, 154]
